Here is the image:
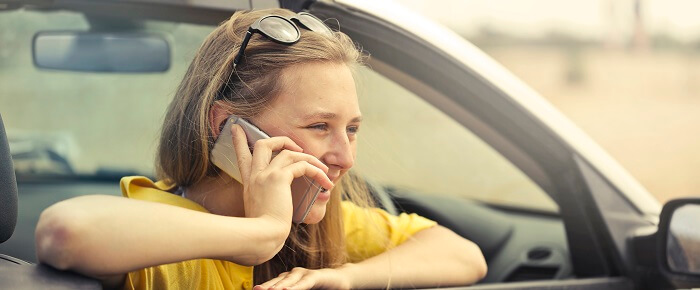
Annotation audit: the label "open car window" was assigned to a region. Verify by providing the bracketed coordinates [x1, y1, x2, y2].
[354, 66, 558, 213]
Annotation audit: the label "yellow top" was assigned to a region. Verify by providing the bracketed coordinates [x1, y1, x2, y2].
[119, 176, 437, 290]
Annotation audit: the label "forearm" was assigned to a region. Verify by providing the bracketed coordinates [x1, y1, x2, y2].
[340, 226, 487, 289]
[35, 195, 288, 277]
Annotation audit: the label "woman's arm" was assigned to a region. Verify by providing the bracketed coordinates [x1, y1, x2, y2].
[257, 225, 487, 289]
[36, 125, 333, 280]
[35, 194, 290, 277]
[341, 225, 487, 287]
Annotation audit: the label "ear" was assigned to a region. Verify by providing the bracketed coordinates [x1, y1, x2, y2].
[209, 101, 232, 139]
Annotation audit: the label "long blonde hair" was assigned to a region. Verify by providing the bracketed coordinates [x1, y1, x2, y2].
[155, 8, 378, 283]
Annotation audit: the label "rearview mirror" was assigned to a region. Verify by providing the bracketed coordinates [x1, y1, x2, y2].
[32, 32, 170, 73]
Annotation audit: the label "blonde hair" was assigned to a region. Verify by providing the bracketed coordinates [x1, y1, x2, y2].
[155, 8, 379, 283]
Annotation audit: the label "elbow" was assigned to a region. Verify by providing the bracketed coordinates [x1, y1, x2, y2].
[35, 201, 86, 271]
[467, 240, 488, 282]
[246, 231, 288, 266]
[440, 226, 486, 284]
[430, 226, 487, 285]
[458, 238, 487, 284]
[234, 240, 283, 266]
[247, 242, 284, 266]
[257, 236, 286, 265]
[247, 217, 290, 266]
[228, 217, 289, 266]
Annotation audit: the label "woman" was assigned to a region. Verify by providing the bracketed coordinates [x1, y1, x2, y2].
[35, 8, 487, 289]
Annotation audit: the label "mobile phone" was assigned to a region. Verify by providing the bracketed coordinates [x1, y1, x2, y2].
[210, 115, 323, 223]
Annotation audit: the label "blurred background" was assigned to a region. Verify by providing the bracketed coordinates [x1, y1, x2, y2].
[399, 0, 700, 203]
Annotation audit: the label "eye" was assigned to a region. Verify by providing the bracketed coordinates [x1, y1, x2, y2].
[307, 123, 328, 131]
[347, 125, 359, 135]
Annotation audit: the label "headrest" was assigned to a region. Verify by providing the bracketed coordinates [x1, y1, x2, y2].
[0, 114, 18, 243]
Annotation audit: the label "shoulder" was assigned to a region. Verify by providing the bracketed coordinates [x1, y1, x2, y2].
[119, 176, 176, 195]
[119, 176, 208, 213]
[342, 200, 438, 262]
[340, 200, 385, 229]
[341, 200, 437, 245]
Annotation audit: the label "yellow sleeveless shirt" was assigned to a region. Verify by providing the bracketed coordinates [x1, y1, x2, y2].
[120, 176, 436, 290]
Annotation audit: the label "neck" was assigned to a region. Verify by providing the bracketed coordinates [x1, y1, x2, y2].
[185, 174, 245, 217]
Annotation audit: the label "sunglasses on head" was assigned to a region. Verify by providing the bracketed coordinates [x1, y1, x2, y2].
[232, 12, 333, 67]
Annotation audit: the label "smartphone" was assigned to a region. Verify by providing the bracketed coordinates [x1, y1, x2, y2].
[210, 115, 323, 223]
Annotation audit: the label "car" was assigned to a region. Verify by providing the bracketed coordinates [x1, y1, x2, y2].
[1, 0, 699, 289]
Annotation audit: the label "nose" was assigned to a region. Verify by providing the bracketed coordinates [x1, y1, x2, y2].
[322, 131, 355, 171]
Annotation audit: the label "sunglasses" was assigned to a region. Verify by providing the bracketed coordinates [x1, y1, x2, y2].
[232, 12, 333, 67]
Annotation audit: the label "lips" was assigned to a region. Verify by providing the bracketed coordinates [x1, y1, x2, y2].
[316, 187, 331, 201]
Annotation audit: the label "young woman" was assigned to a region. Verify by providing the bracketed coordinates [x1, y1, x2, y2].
[35, 8, 487, 289]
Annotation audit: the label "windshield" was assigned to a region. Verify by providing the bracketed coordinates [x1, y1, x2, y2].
[1, 10, 212, 177]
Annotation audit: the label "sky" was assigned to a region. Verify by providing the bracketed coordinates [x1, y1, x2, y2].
[397, 0, 700, 42]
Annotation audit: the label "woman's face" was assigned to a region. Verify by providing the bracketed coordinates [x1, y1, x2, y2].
[252, 62, 361, 224]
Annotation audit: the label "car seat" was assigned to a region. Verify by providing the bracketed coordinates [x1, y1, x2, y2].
[0, 113, 25, 265]
[0, 113, 100, 288]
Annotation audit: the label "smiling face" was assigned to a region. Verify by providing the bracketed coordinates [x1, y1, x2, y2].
[251, 62, 361, 224]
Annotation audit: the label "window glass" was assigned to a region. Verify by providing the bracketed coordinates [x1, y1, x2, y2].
[354, 67, 559, 213]
[0, 11, 213, 176]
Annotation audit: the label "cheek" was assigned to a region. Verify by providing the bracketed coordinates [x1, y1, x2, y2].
[287, 133, 324, 157]
[351, 141, 358, 158]
[253, 119, 318, 154]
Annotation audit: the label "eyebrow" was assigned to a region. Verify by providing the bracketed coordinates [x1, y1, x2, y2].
[302, 112, 363, 123]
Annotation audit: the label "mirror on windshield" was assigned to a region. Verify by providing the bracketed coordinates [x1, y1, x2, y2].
[32, 32, 170, 73]
[667, 204, 700, 275]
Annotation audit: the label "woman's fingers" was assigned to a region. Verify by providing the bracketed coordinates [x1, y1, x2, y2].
[288, 275, 316, 289]
[255, 268, 347, 290]
[255, 272, 287, 290]
[230, 124, 252, 181]
[250, 137, 303, 174]
[283, 161, 334, 191]
[268, 268, 307, 289]
[267, 150, 329, 174]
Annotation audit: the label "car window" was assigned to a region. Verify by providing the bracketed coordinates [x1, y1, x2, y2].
[0, 10, 212, 176]
[354, 67, 559, 213]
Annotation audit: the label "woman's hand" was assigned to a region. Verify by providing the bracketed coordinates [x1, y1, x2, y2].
[254, 267, 351, 290]
[230, 124, 334, 230]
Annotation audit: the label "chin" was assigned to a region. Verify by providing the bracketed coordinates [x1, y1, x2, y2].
[301, 200, 329, 224]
